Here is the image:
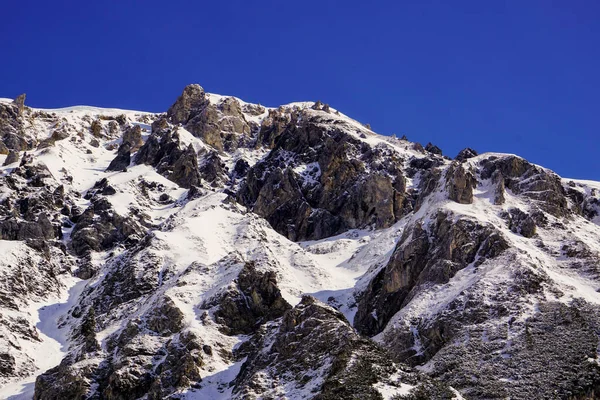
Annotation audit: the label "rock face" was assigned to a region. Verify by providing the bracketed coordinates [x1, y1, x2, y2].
[166, 84, 251, 152]
[70, 197, 143, 256]
[446, 162, 477, 204]
[238, 110, 408, 241]
[455, 147, 478, 161]
[213, 262, 291, 335]
[480, 155, 568, 217]
[134, 127, 202, 188]
[105, 143, 131, 172]
[355, 211, 509, 337]
[232, 296, 452, 400]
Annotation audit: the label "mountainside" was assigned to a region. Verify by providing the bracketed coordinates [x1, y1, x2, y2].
[0, 86, 599, 400]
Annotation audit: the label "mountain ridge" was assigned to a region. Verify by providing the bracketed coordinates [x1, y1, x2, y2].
[0, 86, 598, 399]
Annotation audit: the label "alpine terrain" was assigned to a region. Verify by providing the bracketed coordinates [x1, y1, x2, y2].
[0, 85, 599, 400]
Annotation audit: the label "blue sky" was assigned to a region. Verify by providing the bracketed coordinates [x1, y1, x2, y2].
[1, 1, 598, 179]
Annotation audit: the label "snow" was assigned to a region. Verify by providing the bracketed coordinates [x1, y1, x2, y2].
[0, 276, 84, 400]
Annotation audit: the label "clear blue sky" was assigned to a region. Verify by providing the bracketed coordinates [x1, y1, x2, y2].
[1, 1, 598, 180]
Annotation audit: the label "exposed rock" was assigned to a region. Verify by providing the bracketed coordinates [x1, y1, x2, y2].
[455, 147, 478, 161]
[212, 262, 291, 335]
[70, 197, 143, 256]
[501, 208, 537, 238]
[12, 93, 26, 115]
[122, 124, 143, 151]
[232, 296, 452, 399]
[480, 155, 568, 217]
[425, 142, 443, 155]
[356, 211, 509, 336]
[135, 129, 202, 188]
[105, 143, 131, 172]
[166, 84, 207, 125]
[90, 119, 102, 137]
[445, 162, 477, 204]
[3, 150, 18, 166]
[168, 144, 201, 188]
[198, 150, 226, 187]
[238, 113, 407, 241]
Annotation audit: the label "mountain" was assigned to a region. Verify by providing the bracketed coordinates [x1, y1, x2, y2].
[0, 85, 599, 400]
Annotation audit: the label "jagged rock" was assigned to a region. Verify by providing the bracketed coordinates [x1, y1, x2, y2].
[70, 197, 143, 256]
[0, 353, 16, 377]
[446, 162, 477, 204]
[105, 143, 131, 172]
[135, 129, 202, 188]
[122, 124, 143, 151]
[213, 262, 291, 335]
[232, 158, 250, 179]
[146, 296, 185, 336]
[481, 155, 568, 216]
[232, 296, 452, 399]
[239, 113, 407, 241]
[425, 142, 443, 155]
[501, 208, 537, 238]
[90, 119, 102, 137]
[12, 93, 26, 115]
[198, 150, 226, 187]
[491, 170, 505, 205]
[3, 150, 18, 166]
[168, 144, 201, 188]
[356, 211, 509, 336]
[455, 147, 478, 161]
[167, 84, 207, 125]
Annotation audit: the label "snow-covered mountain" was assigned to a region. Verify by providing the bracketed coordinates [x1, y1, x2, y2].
[0, 85, 599, 399]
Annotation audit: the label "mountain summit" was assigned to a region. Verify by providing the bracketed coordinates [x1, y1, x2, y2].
[0, 85, 599, 399]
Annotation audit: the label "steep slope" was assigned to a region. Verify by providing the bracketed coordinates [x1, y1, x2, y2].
[0, 86, 598, 400]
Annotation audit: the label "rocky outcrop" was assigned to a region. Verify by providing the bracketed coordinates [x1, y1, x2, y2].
[355, 211, 509, 336]
[232, 296, 452, 400]
[122, 124, 143, 151]
[212, 262, 291, 335]
[238, 111, 408, 241]
[134, 128, 201, 188]
[501, 207, 538, 238]
[446, 162, 477, 204]
[13, 93, 26, 115]
[105, 143, 131, 172]
[70, 197, 143, 256]
[416, 300, 600, 399]
[455, 147, 478, 161]
[0, 101, 32, 152]
[167, 84, 251, 152]
[480, 155, 568, 216]
[198, 150, 227, 187]
[425, 142, 443, 155]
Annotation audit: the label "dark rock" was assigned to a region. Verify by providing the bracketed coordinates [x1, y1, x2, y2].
[238, 115, 407, 241]
[233, 296, 451, 399]
[480, 155, 568, 217]
[70, 197, 143, 256]
[212, 261, 292, 335]
[425, 142, 443, 155]
[135, 129, 202, 188]
[501, 208, 537, 238]
[356, 211, 509, 336]
[106, 143, 131, 172]
[199, 150, 226, 187]
[455, 147, 478, 161]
